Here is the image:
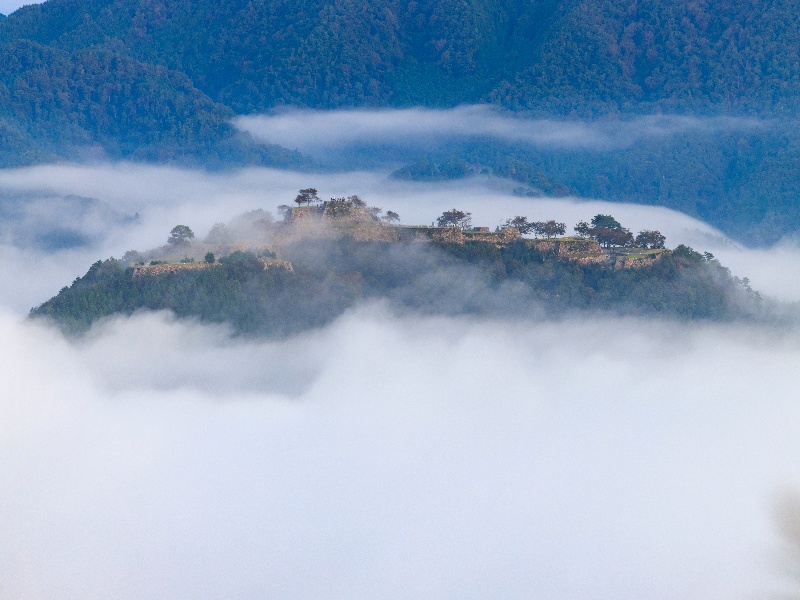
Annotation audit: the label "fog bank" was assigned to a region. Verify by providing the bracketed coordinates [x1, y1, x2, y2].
[2, 306, 800, 599]
[236, 106, 766, 155]
[2, 157, 800, 598]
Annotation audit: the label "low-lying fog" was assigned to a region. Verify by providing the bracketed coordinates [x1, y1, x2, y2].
[2, 110, 800, 598]
[4, 307, 800, 599]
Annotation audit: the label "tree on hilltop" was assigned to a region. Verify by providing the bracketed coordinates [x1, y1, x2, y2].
[595, 227, 633, 248]
[294, 188, 320, 206]
[574, 221, 592, 238]
[504, 216, 535, 235]
[167, 225, 194, 246]
[591, 215, 623, 230]
[348, 195, 366, 207]
[437, 208, 472, 229]
[382, 210, 400, 224]
[635, 230, 666, 249]
[572, 215, 636, 247]
[205, 222, 230, 243]
[121, 249, 142, 264]
[533, 220, 566, 238]
[574, 214, 633, 247]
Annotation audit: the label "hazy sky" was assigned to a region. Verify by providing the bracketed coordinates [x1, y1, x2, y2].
[0, 0, 39, 15]
[3, 109, 800, 598]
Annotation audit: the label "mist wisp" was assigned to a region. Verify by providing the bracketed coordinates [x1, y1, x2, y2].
[235, 106, 766, 157]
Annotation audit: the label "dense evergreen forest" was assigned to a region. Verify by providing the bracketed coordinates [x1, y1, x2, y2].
[32, 237, 766, 336]
[4, 0, 800, 113]
[3, 0, 800, 241]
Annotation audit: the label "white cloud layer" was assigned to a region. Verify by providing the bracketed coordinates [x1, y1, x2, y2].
[235, 106, 765, 154]
[3, 159, 800, 599]
[2, 307, 800, 599]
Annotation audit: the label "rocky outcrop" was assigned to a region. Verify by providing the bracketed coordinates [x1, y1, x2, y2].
[396, 226, 439, 242]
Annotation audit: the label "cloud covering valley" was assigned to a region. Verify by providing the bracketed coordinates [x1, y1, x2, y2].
[3, 109, 800, 599]
[4, 307, 800, 599]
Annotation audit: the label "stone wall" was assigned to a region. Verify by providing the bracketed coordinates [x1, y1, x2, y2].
[611, 250, 668, 270]
[132, 262, 217, 277]
[322, 204, 377, 224]
[259, 258, 294, 272]
[525, 237, 609, 264]
[289, 206, 324, 222]
[462, 227, 521, 244]
[277, 213, 669, 271]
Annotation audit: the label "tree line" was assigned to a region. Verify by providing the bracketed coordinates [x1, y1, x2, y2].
[158, 194, 666, 260]
[440, 209, 666, 249]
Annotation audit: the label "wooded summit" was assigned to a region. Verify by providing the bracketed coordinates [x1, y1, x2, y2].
[31, 190, 765, 336]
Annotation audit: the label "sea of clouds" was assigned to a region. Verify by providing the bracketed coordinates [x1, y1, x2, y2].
[3, 109, 800, 599]
[4, 306, 800, 599]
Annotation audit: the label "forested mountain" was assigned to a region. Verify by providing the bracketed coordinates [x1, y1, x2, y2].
[3, 0, 800, 241]
[0, 40, 239, 162]
[31, 237, 767, 336]
[490, 0, 800, 114]
[3, 0, 800, 112]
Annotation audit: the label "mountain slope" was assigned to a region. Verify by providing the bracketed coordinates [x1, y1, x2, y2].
[31, 237, 766, 336]
[490, 0, 800, 113]
[3, 0, 800, 112]
[0, 8, 306, 166]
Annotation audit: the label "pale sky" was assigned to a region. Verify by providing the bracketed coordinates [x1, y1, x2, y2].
[0, 0, 41, 15]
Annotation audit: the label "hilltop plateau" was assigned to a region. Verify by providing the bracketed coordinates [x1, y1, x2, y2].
[31, 193, 765, 336]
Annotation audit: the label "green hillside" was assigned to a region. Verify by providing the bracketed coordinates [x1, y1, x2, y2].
[31, 236, 765, 336]
[491, 0, 800, 114]
[4, 0, 800, 112]
[0, 12, 305, 167]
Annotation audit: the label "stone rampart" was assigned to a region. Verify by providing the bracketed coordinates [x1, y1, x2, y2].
[611, 250, 668, 270]
[524, 237, 609, 264]
[259, 258, 294, 272]
[132, 262, 217, 277]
